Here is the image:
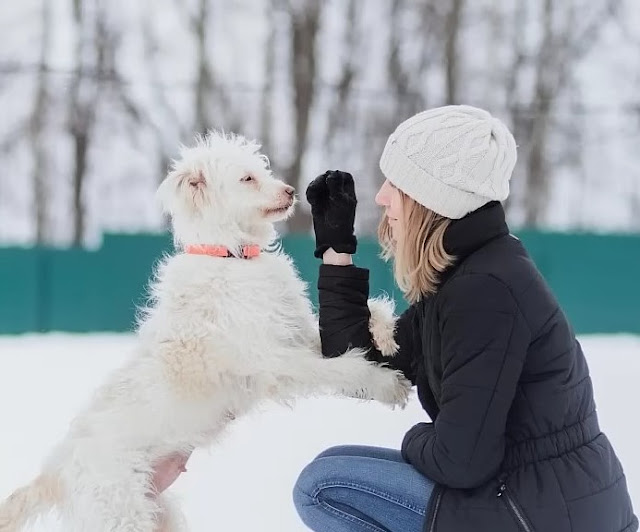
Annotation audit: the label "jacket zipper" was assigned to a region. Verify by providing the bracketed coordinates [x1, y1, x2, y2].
[427, 486, 444, 532]
[497, 481, 534, 532]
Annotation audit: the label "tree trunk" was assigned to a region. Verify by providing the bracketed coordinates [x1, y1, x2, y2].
[523, 0, 554, 227]
[503, 0, 528, 217]
[69, 0, 88, 246]
[323, 0, 357, 158]
[259, 0, 277, 158]
[633, 177, 640, 230]
[69, 0, 108, 245]
[444, 0, 464, 105]
[285, 1, 321, 234]
[30, 0, 52, 243]
[193, 0, 213, 135]
[72, 130, 88, 243]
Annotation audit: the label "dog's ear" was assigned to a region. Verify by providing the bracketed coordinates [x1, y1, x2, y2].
[184, 169, 209, 211]
[157, 168, 185, 215]
[187, 170, 206, 190]
[157, 168, 209, 214]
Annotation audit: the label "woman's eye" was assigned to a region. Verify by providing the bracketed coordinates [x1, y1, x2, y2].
[241, 175, 254, 183]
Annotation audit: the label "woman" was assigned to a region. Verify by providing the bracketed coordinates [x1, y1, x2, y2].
[292, 105, 637, 532]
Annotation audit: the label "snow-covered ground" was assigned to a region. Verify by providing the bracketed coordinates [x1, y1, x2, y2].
[0, 333, 638, 531]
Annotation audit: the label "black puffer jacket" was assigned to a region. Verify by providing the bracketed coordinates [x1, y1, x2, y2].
[318, 202, 637, 532]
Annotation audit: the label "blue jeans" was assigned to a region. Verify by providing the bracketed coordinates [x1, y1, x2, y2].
[293, 445, 435, 532]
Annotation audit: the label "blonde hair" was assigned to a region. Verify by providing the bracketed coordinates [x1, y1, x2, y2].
[378, 190, 456, 303]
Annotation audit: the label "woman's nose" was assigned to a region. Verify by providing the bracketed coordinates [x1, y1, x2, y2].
[375, 181, 389, 207]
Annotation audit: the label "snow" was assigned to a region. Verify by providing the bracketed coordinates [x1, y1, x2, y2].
[0, 333, 638, 531]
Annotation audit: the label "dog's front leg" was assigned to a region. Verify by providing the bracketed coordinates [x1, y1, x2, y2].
[274, 349, 411, 409]
[300, 316, 322, 353]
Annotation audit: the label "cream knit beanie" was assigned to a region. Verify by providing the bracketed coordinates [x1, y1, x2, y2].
[379, 105, 517, 219]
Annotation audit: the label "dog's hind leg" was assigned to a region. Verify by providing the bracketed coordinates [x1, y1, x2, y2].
[67, 475, 164, 532]
[155, 494, 187, 532]
[93, 495, 161, 532]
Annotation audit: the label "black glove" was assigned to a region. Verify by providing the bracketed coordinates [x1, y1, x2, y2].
[306, 170, 358, 259]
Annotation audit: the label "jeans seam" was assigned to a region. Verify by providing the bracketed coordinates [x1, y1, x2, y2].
[318, 500, 388, 532]
[312, 480, 427, 516]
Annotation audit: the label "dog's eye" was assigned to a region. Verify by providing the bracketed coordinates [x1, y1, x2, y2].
[241, 175, 254, 183]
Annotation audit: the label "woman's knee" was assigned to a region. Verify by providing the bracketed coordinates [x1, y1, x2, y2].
[292, 459, 322, 513]
[314, 444, 357, 460]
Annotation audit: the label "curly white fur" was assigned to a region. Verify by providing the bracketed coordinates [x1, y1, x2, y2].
[0, 132, 410, 532]
[368, 296, 400, 357]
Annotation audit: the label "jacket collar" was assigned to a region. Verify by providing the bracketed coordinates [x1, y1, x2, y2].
[443, 201, 510, 262]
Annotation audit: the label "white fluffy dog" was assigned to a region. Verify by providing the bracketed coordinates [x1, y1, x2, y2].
[0, 132, 409, 532]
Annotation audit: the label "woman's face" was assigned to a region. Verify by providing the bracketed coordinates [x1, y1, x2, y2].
[375, 179, 404, 241]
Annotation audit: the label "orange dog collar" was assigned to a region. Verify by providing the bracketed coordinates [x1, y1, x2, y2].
[185, 244, 261, 259]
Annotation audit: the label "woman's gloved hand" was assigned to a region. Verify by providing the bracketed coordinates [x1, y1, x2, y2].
[305, 170, 358, 259]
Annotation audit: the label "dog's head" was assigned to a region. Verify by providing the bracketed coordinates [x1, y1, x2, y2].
[157, 131, 296, 249]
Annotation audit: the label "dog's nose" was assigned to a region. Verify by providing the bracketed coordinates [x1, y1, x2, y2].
[284, 185, 295, 197]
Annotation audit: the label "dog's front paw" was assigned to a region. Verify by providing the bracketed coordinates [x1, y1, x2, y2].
[370, 368, 412, 409]
[368, 297, 399, 357]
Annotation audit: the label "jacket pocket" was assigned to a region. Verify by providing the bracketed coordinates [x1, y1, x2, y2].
[497, 481, 536, 532]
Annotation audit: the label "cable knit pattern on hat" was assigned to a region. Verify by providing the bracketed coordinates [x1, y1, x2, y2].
[379, 105, 517, 219]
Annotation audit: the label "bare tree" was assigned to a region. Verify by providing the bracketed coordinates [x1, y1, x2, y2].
[502, 0, 528, 217]
[387, 0, 445, 120]
[444, 0, 465, 105]
[68, 0, 116, 244]
[522, 0, 556, 226]
[284, 0, 322, 233]
[388, 0, 418, 119]
[524, 0, 622, 225]
[323, 0, 358, 158]
[559, 81, 587, 227]
[260, 0, 278, 159]
[170, 0, 240, 136]
[355, 0, 439, 233]
[142, 12, 186, 182]
[30, 0, 53, 243]
[2, 0, 638, 244]
[193, 0, 216, 135]
[633, 177, 640, 230]
[68, 0, 93, 245]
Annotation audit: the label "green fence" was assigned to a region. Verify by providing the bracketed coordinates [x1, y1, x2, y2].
[0, 231, 639, 335]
